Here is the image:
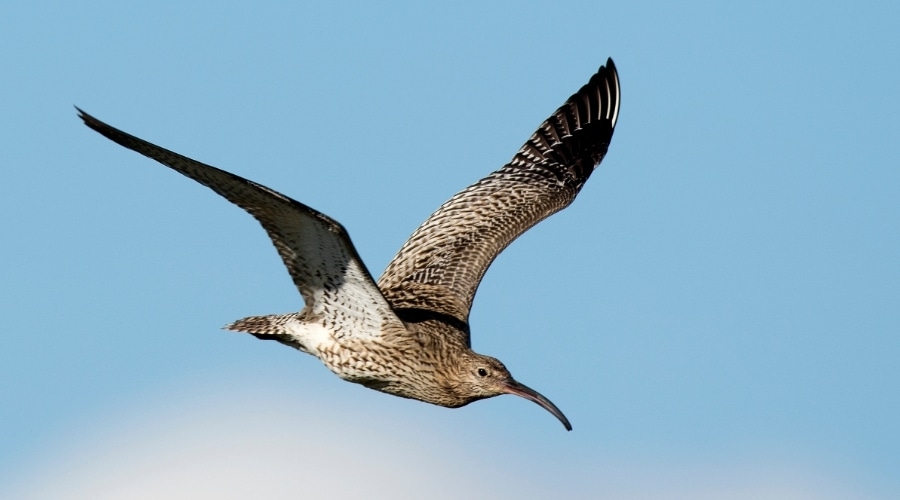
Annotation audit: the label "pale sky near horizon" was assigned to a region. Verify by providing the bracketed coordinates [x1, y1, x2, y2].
[2, 1, 898, 498]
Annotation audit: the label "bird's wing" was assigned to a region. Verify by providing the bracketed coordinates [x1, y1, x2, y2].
[79, 109, 394, 339]
[378, 58, 620, 331]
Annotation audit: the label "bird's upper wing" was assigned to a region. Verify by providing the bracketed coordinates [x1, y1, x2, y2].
[79, 109, 394, 339]
[377, 59, 620, 332]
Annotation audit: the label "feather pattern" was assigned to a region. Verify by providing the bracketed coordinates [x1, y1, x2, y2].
[78, 108, 396, 341]
[378, 59, 620, 334]
[77, 59, 620, 430]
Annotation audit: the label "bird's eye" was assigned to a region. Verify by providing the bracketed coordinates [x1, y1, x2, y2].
[477, 368, 488, 377]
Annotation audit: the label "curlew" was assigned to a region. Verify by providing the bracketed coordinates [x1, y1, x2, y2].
[78, 58, 620, 430]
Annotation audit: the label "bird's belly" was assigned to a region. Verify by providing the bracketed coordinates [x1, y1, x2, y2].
[318, 344, 391, 380]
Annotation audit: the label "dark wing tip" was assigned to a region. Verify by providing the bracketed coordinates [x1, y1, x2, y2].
[76, 106, 119, 142]
[75, 106, 93, 125]
[602, 57, 621, 129]
[575, 57, 620, 134]
[75, 107, 174, 167]
[512, 57, 621, 184]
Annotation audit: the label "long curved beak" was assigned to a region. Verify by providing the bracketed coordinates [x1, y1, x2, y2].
[503, 380, 572, 431]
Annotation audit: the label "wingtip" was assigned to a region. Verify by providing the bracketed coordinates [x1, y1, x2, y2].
[600, 57, 620, 128]
[76, 107, 117, 139]
[75, 106, 98, 128]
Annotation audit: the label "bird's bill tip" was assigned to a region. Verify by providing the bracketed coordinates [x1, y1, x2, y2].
[503, 380, 572, 431]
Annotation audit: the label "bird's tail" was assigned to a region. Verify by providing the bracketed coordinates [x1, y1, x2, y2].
[225, 312, 314, 353]
[225, 312, 300, 335]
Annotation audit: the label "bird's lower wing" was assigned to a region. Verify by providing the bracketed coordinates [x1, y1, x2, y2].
[79, 109, 393, 338]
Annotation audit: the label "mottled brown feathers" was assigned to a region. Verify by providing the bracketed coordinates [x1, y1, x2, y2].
[377, 59, 620, 330]
[77, 59, 620, 432]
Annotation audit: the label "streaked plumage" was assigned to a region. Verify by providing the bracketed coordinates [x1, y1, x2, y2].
[78, 58, 620, 431]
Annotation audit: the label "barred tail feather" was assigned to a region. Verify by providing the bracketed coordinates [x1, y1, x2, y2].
[225, 313, 301, 334]
[225, 312, 316, 353]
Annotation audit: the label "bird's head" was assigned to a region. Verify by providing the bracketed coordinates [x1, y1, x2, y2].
[451, 352, 572, 431]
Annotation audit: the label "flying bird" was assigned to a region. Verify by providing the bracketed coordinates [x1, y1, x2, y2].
[78, 58, 620, 431]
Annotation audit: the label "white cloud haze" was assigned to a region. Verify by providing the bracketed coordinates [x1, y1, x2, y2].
[4, 382, 872, 500]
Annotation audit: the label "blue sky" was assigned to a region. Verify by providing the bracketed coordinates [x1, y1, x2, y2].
[2, 1, 898, 498]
